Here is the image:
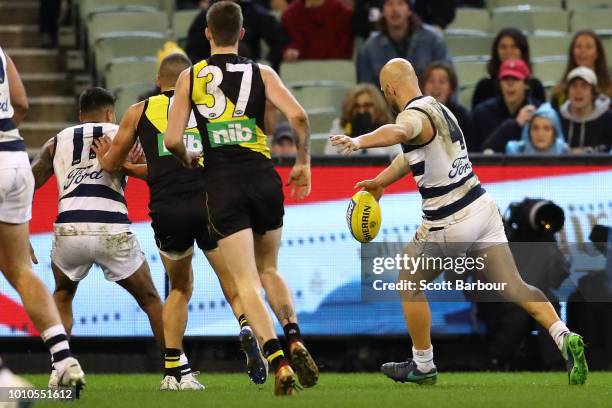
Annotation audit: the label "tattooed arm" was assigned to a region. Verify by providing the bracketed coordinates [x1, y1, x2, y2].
[31, 138, 55, 189]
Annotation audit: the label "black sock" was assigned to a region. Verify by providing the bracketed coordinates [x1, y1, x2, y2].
[283, 323, 302, 345]
[164, 348, 182, 381]
[237, 314, 249, 329]
[263, 339, 288, 374]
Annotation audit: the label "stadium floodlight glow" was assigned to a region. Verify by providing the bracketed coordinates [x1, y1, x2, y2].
[504, 198, 565, 241]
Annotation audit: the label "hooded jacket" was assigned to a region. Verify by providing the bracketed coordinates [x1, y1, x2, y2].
[506, 103, 568, 155]
[559, 95, 612, 153]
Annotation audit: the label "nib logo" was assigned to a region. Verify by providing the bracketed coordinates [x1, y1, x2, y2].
[206, 119, 257, 147]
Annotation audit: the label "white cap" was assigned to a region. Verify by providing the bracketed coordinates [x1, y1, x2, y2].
[566, 66, 598, 87]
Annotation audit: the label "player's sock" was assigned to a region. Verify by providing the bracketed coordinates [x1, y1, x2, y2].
[41, 325, 73, 373]
[548, 320, 570, 350]
[283, 322, 302, 346]
[178, 353, 193, 378]
[413, 346, 436, 372]
[164, 348, 182, 381]
[237, 314, 250, 330]
[263, 339, 289, 374]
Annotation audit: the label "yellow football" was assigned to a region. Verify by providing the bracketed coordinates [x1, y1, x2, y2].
[346, 190, 382, 243]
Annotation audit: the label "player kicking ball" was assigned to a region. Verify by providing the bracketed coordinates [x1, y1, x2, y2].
[331, 58, 587, 386]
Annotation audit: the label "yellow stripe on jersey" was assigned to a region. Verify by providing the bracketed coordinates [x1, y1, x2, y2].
[145, 93, 198, 134]
[191, 60, 270, 159]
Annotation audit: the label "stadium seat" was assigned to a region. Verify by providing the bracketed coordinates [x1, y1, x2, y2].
[88, 11, 168, 49]
[307, 109, 337, 134]
[280, 60, 356, 87]
[565, 0, 612, 10]
[532, 59, 566, 87]
[290, 85, 348, 112]
[485, 0, 562, 9]
[571, 9, 612, 35]
[445, 8, 491, 36]
[459, 87, 475, 109]
[94, 33, 166, 78]
[454, 60, 488, 89]
[79, 0, 163, 23]
[446, 35, 493, 61]
[528, 34, 571, 60]
[491, 7, 569, 34]
[172, 9, 199, 47]
[310, 134, 329, 156]
[104, 57, 157, 92]
[114, 83, 153, 119]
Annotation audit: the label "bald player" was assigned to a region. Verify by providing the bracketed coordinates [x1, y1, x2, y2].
[331, 58, 588, 386]
[94, 53, 272, 390]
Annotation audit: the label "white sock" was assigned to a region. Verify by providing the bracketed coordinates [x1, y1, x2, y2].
[413, 346, 435, 372]
[41, 325, 72, 373]
[179, 353, 192, 377]
[549, 320, 570, 350]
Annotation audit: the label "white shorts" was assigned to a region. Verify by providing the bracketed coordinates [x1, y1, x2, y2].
[51, 230, 145, 282]
[412, 192, 508, 257]
[0, 167, 34, 224]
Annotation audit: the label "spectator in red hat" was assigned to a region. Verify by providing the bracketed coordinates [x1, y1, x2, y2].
[470, 58, 542, 153]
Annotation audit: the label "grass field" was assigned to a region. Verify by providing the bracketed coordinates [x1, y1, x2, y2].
[21, 372, 612, 408]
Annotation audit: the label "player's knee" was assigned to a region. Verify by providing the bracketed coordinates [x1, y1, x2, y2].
[138, 288, 162, 309]
[258, 264, 278, 276]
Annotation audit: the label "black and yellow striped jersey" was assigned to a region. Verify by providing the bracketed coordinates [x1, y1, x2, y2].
[190, 53, 272, 176]
[136, 90, 205, 201]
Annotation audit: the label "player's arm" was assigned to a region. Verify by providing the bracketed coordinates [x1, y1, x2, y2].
[31, 138, 55, 189]
[93, 102, 143, 173]
[260, 64, 311, 199]
[164, 69, 194, 168]
[6, 53, 28, 126]
[354, 153, 411, 201]
[121, 162, 148, 180]
[330, 110, 431, 155]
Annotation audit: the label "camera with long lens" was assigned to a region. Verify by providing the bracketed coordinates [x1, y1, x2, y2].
[503, 198, 565, 242]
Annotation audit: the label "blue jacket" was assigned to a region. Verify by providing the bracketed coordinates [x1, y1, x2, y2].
[356, 25, 451, 87]
[506, 103, 568, 155]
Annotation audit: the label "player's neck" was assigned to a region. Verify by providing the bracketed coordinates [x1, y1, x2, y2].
[80, 115, 106, 124]
[211, 45, 238, 55]
[160, 86, 175, 93]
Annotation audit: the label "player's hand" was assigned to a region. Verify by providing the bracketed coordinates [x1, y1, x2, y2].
[92, 135, 112, 165]
[128, 141, 144, 164]
[185, 149, 203, 169]
[354, 179, 384, 201]
[286, 162, 311, 200]
[283, 48, 300, 62]
[29, 241, 38, 264]
[329, 135, 360, 155]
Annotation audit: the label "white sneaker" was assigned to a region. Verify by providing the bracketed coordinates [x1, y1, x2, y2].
[48, 369, 58, 389]
[179, 373, 205, 391]
[160, 375, 180, 391]
[55, 357, 86, 391]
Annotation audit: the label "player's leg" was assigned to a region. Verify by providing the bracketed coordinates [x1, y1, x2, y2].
[115, 260, 164, 347]
[217, 229, 297, 395]
[254, 227, 319, 388]
[205, 247, 268, 385]
[51, 262, 79, 334]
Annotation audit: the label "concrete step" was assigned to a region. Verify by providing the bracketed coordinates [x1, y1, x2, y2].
[22, 73, 74, 97]
[21, 122, 75, 150]
[0, 2, 39, 26]
[0, 25, 40, 49]
[5, 49, 62, 74]
[28, 97, 78, 123]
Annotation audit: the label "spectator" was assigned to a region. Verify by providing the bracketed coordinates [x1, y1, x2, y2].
[471, 28, 545, 109]
[185, 0, 287, 71]
[271, 122, 297, 157]
[324, 84, 401, 156]
[550, 30, 612, 109]
[39, 0, 63, 48]
[558, 67, 612, 154]
[472, 59, 542, 153]
[422, 61, 470, 132]
[356, 0, 450, 87]
[281, 0, 353, 61]
[506, 103, 568, 155]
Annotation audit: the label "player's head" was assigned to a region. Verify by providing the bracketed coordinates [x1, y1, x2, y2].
[79, 87, 116, 124]
[157, 53, 192, 90]
[205, 1, 245, 49]
[379, 58, 421, 112]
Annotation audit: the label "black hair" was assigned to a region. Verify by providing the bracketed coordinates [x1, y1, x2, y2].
[487, 28, 532, 79]
[79, 87, 115, 114]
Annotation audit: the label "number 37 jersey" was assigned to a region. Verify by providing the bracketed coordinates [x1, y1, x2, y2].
[400, 96, 485, 221]
[53, 122, 130, 232]
[190, 54, 271, 175]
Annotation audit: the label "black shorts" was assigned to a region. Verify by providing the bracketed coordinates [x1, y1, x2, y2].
[149, 190, 217, 253]
[203, 167, 284, 240]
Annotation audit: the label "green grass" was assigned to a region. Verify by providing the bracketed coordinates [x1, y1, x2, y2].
[22, 372, 612, 408]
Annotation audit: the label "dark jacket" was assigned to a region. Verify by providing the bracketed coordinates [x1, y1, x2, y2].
[471, 95, 541, 153]
[185, 0, 287, 71]
[559, 96, 612, 153]
[471, 77, 545, 110]
[445, 100, 471, 135]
